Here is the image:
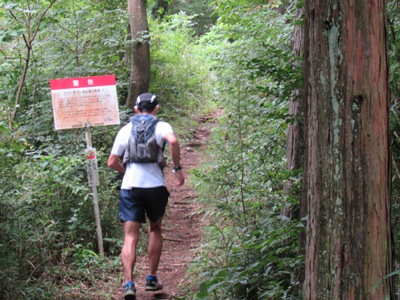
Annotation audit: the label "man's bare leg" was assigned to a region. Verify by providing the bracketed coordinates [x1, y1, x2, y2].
[148, 217, 163, 276]
[122, 221, 141, 283]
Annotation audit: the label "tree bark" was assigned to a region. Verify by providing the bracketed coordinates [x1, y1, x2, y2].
[302, 0, 393, 299]
[127, 0, 151, 109]
[285, 6, 304, 220]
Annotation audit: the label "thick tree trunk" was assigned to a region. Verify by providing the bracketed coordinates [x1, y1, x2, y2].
[302, 0, 393, 299]
[127, 0, 151, 109]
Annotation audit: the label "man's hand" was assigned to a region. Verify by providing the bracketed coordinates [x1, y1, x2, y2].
[108, 154, 126, 174]
[174, 171, 185, 186]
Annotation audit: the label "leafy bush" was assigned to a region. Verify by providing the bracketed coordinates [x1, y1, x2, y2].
[0, 150, 122, 298]
[388, 1, 400, 293]
[0, 108, 27, 298]
[187, 2, 304, 299]
[0, 1, 215, 298]
[149, 12, 216, 133]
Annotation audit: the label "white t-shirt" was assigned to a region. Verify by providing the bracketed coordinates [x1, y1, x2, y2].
[111, 119, 173, 189]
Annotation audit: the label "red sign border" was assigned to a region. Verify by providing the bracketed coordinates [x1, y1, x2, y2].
[50, 74, 116, 90]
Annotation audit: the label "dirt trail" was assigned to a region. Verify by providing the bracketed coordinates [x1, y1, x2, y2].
[112, 112, 219, 300]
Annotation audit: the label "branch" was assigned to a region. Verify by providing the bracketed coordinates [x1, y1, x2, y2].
[8, 8, 19, 22]
[392, 151, 400, 183]
[392, 131, 400, 183]
[9, 0, 59, 132]
[30, 0, 58, 43]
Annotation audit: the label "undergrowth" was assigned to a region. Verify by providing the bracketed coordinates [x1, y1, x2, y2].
[0, 5, 212, 299]
[185, 2, 304, 299]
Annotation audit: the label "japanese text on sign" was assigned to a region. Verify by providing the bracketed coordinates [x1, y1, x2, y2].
[50, 75, 120, 130]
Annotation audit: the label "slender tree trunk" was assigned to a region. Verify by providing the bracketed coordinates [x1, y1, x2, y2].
[8, 0, 57, 131]
[285, 6, 304, 219]
[284, 4, 307, 289]
[127, 0, 151, 109]
[302, 0, 393, 299]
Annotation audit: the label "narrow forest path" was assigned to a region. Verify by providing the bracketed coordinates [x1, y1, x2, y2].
[112, 111, 219, 300]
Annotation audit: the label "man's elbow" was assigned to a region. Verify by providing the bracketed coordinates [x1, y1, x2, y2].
[165, 133, 179, 147]
[107, 155, 116, 168]
[169, 138, 179, 148]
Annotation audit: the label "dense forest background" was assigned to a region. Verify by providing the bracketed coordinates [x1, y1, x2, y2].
[1, 0, 400, 299]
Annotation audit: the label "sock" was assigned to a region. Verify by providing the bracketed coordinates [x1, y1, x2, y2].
[146, 275, 157, 282]
[124, 281, 135, 288]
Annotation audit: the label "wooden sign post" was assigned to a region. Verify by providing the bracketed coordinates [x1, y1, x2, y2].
[50, 75, 120, 257]
[84, 130, 103, 257]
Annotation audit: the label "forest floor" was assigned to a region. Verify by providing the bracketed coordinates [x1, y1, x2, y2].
[111, 111, 220, 300]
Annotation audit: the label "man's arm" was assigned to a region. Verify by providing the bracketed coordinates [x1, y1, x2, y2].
[164, 132, 181, 168]
[108, 154, 126, 174]
[164, 132, 184, 186]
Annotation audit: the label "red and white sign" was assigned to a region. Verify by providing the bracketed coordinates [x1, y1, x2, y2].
[50, 75, 120, 130]
[85, 147, 97, 160]
[85, 148, 99, 187]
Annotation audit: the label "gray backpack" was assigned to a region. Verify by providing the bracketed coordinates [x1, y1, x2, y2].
[122, 114, 166, 169]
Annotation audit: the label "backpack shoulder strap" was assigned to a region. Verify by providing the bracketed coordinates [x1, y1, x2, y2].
[131, 115, 158, 130]
[131, 114, 158, 123]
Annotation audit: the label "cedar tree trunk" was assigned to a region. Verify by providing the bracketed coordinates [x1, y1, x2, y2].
[302, 0, 393, 299]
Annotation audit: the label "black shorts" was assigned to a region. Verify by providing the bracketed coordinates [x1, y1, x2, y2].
[119, 187, 170, 223]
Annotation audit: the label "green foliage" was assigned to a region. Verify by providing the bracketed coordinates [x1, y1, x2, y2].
[39, 3, 129, 79]
[388, 2, 400, 285]
[149, 12, 216, 135]
[167, 0, 217, 36]
[193, 216, 303, 299]
[388, 0, 400, 101]
[0, 2, 127, 289]
[187, 2, 304, 299]
[0, 150, 122, 298]
[150, 0, 171, 19]
[0, 0, 214, 297]
[1, 0, 399, 298]
[0, 115, 27, 298]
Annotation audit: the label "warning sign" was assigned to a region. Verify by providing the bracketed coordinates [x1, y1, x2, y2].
[87, 159, 99, 187]
[85, 147, 97, 160]
[85, 148, 99, 187]
[50, 75, 120, 130]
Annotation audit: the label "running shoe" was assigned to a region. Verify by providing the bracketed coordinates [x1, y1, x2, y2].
[145, 275, 163, 291]
[124, 281, 136, 300]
